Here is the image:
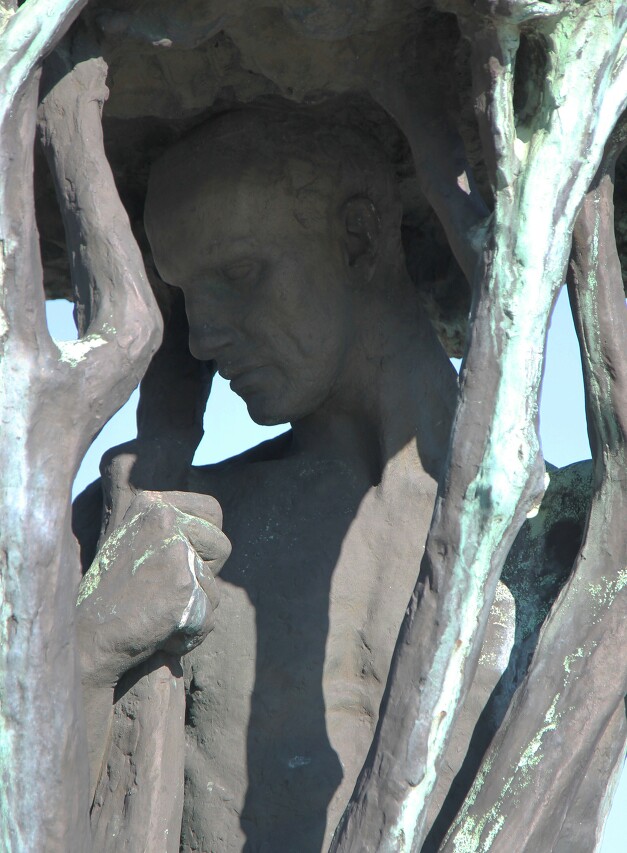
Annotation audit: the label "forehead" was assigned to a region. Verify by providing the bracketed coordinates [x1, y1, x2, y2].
[146, 148, 329, 284]
[145, 138, 332, 282]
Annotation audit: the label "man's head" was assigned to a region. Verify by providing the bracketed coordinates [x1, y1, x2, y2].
[145, 108, 406, 425]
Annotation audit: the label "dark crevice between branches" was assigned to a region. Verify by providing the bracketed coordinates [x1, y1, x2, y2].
[512, 30, 549, 128]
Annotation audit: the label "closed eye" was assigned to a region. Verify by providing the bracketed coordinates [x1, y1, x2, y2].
[222, 260, 261, 282]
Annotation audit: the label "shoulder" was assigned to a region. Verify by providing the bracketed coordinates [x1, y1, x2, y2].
[72, 432, 293, 570]
[513, 459, 592, 568]
[186, 431, 293, 497]
[502, 459, 592, 639]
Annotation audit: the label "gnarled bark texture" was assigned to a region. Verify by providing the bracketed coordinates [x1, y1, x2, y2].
[0, 3, 161, 849]
[331, 4, 627, 850]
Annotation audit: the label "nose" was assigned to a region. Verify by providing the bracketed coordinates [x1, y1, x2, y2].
[183, 290, 235, 360]
[187, 323, 236, 361]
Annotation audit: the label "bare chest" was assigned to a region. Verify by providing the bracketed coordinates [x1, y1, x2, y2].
[212, 459, 432, 683]
[185, 459, 435, 754]
[181, 458, 436, 850]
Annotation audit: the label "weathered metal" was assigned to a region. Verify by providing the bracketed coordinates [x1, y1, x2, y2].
[1, 2, 625, 851]
[0, 3, 161, 848]
[331, 4, 627, 850]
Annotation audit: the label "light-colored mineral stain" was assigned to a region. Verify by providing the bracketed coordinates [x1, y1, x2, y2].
[586, 569, 627, 609]
[288, 755, 312, 769]
[178, 547, 202, 630]
[56, 334, 107, 367]
[563, 646, 585, 675]
[132, 546, 156, 574]
[516, 694, 561, 774]
[449, 696, 562, 852]
[77, 517, 141, 605]
[0, 5, 15, 39]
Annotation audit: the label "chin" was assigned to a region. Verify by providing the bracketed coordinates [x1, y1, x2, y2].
[244, 396, 290, 427]
[241, 385, 318, 427]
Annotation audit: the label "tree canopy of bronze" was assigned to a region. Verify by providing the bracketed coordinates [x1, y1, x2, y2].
[0, 1, 626, 851]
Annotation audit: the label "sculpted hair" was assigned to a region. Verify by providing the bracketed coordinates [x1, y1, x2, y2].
[146, 106, 404, 249]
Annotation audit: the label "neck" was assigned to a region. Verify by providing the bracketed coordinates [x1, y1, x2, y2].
[290, 277, 459, 484]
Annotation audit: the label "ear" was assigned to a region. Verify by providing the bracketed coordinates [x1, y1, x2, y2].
[342, 196, 380, 278]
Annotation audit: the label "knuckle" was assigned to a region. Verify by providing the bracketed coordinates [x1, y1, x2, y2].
[212, 532, 232, 567]
[130, 491, 154, 515]
[203, 495, 223, 529]
[142, 498, 178, 532]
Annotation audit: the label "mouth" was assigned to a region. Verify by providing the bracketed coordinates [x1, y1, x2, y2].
[218, 362, 266, 392]
[219, 362, 253, 381]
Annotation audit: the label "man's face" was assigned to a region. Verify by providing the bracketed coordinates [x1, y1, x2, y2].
[149, 162, 357, 426]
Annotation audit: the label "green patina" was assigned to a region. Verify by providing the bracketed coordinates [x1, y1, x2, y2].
[130, 533, 189, 576]
[392, 196, 557, 849]
[77, 502, 211, 603]
[516, 694, 561, 773]
[0, 0, 87, 118]
[586, 569, 627, 609]
[388, 3, 627, 849]
[0, 4, 13, 38]
[0, 332, 32, 847]
[1, 2, 625, 851]
[132, 546, 157, 575]
[0, 560, 18, 853]
[0, 238, 13, 341]
[563, 646, 586, 677]
[77, 516, 142, 605]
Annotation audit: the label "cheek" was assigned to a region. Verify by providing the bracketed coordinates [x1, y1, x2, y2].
[260, 309, 345, 380]
[278, 271, 351, 356]
[241, 254, 352, 384]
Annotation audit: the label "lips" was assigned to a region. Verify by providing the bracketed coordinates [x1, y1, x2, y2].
[218, 362, 255, 381]
[217, 360, 267, 393]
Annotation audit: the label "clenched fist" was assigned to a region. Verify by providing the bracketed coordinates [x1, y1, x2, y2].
[77, 490, 231, 688]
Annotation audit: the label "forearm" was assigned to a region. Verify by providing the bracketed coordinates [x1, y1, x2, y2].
[400, 110, 488, 283]
[370, 76, 489, 284]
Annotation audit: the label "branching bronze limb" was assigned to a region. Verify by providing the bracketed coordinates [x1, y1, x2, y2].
[331, 5, 627, 851]
[0, 5, 161, 849]
[438, 116, 627, 853]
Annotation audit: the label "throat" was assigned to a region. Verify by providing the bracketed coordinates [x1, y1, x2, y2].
[289, 408, 383, 485]
[289, 356, 457, 486]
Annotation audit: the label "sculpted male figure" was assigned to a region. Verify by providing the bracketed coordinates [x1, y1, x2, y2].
[76, 109, 543, 851]
[147, 110, 463, 852]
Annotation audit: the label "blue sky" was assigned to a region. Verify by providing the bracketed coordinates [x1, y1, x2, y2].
[46, 288, 624, 849]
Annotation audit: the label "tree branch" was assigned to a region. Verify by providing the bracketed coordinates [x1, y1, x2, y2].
[37, 45, 162, 454]
[0, 5, 101, 850]
[0, 0, 91, 354]
[0, 6, 160, 849]
[465, 19, 519, 194]
[331, 6, 627, 851]
[439, 124, 627, 853]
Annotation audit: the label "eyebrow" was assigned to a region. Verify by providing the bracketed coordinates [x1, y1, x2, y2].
[203, 236, 257, 259]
